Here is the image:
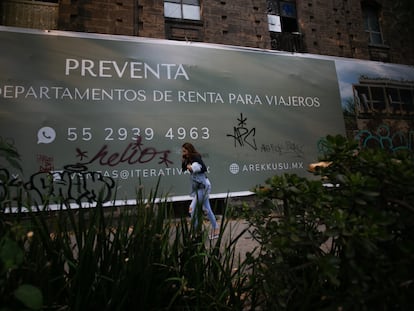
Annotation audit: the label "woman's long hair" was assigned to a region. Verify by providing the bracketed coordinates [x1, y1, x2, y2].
[182, 142, 200, 159]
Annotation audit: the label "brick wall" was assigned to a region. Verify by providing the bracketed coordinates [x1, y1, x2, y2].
[7, 0, 412, 65]
[1, 0, 59, 30]
[202, 0, 270, 49]
[58, 0, 166, 38]
[380, 1, 414, 65]
[297, 0, 370, 60]
[59, 0, 136, 36]
[136, 0, 165, 39]
[296, 0, 413, 65]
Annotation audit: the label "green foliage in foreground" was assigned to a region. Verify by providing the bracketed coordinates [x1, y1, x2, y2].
[252, 135, 414, 310]
[0, 197, 252, 310]
[2, 134, 414, 310]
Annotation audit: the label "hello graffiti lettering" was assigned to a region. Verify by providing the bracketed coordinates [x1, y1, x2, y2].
[77, 136, 173, 167]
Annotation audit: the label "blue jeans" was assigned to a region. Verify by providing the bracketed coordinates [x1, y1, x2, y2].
[189, 179, 217, 230]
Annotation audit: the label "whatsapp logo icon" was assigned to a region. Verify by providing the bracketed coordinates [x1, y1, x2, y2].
[37, 127, 56, 144]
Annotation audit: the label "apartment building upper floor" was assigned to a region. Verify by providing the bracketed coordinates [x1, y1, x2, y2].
[1, 0, 413, 65]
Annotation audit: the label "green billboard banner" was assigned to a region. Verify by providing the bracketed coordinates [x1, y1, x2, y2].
[0, 27, 345, 206]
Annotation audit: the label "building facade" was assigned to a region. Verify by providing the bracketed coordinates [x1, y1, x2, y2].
[1, 0, 413, 66]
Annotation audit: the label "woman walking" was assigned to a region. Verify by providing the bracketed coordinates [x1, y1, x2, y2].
[181, 142, 219, 239]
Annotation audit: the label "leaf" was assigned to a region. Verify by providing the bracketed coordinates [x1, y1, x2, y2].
[290, 234, 300, 242]
[360, 190, 380, 197]
[0, 237, 24, 271]
[14, 284, 43, 310]
[355, 198, 367, 205]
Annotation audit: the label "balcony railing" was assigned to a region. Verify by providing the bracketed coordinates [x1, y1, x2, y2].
[270, 32, 304, 53]
[0, 0, 58, 30]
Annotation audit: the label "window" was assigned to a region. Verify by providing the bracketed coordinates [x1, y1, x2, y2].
[267, 0, 298, 33]
[0, 0, 59, 30]
[362, 3, 383, 45]
[164, 0, 201, 20]
[370, 86, 386, 112]
[354, 79, 414, 116]
[164, 0, 203, 42]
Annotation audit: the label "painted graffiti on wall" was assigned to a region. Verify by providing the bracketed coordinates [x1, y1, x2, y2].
[226, 113, 257, 150]
[355, 124, 414, 152]
[0, 136, 176, 210]
[28, 164, 115, 205]
[76, 136, 173, 168]
[0, 163, 116, 211]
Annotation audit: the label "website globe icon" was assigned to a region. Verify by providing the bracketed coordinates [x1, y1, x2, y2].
[229, 163, 239, 174]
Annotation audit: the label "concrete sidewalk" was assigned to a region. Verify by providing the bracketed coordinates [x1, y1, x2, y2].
[208, 218, 260, 261]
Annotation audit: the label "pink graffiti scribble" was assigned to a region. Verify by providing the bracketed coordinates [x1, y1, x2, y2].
[78, 136, 173, 167]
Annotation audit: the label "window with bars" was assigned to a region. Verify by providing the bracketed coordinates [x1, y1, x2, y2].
[164, 0, 201, 21]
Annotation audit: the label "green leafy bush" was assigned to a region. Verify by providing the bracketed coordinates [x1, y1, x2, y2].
[250, 135, 414, 310]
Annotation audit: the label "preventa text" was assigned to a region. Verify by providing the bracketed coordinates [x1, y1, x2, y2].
[65, 59, 190, 80]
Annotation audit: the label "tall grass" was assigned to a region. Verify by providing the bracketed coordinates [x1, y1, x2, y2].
[1, 186, 254, 310]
